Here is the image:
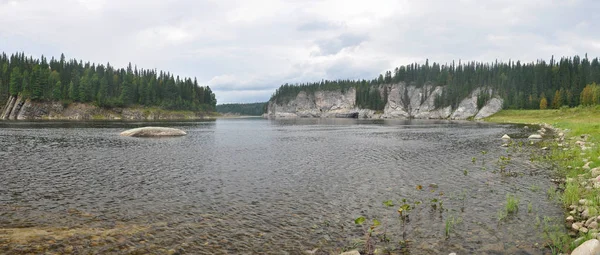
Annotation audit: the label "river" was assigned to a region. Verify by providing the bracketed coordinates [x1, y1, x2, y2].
[0, 118, 564, 254]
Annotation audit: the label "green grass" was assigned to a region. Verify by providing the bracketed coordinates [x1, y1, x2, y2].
[444, 215, 462, 239]
[505, 194, 519, 214]
[497, 194, 520, 222]
[563, 182, 581, 208]
[485, 106, 600, 137]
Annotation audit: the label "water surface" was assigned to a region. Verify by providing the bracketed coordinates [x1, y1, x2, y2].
[0, 119, 563, 254]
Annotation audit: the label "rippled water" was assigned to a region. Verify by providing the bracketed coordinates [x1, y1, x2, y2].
[0, 118, 563, 254]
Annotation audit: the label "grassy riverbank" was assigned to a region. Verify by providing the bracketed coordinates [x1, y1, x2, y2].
[487, 106, 600, 253]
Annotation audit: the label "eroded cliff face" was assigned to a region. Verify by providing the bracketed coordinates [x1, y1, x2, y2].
[266, 83, 504, 120]
[267, 88, 358, 118]
[0, 96, 209, 120]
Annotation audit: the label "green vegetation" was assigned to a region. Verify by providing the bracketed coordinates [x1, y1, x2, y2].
[352, 185, 449, 254]
[216, 102, 267, 116]
[271, 55, 600, 111]
[485, 107, 600, 132]
[506, 194, 520, 214]
[487, 107, 600, 253]
[444, 215, 462, 239]
[0, 52, 217, 111]
[497, 194, 519, 221]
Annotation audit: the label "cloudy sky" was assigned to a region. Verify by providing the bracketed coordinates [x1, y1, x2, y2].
[1, 0, 599, 103]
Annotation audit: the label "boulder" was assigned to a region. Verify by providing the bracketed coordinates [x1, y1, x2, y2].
[528, 134, 542, 140]
[571, 239, 600, 255]
[590, 221, 599, 230]
[120, 127, 187, 137]
[502, 134, 511, 140]
[592, 168, 600, 178]
[587, 218, 597, 227]
[340, 251, 361, 255]
[584, 209, 591, 219]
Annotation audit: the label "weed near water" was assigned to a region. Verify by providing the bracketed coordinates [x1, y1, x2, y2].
[444, 215, 462, 239]
[506, 194, 519, 214]
[497, 194, 520, 222]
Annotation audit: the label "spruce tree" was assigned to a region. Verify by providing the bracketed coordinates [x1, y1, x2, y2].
[9, 67, 21, 96]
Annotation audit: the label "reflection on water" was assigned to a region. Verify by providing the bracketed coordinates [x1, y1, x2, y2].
[0, 119, 562, 254]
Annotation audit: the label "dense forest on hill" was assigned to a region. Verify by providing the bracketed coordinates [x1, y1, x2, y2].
[0, 52, 217, 111]
[270, 55, 600, 110]
[216, 102, 267, 116]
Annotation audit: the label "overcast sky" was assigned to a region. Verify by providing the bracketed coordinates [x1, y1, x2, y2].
[1, 0, 599, 103]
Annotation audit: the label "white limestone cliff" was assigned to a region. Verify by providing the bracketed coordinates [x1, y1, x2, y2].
[265, 83, 503, 120]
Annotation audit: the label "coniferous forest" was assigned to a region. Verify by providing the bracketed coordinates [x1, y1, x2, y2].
[0, 52, 217, 111]
[270, 55, 600, 111]
[216, 102, 267, 116]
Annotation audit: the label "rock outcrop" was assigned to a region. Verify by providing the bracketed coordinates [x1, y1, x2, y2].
[265, 83, 503, 120]
[120, 127, 187, 137]
[0, 95, 209, 120]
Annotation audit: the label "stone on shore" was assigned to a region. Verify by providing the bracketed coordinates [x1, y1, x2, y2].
[593, 168, 600, 178]
[120, 127, 187, 137]
[339, 251, 360, 255]
[571, 239, 600, 255]
[528, 134, 542, 140]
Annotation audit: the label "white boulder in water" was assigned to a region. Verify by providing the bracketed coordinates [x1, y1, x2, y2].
[502, 134, 511, 140]
[528, 134, 542, 140]
[120, 127, 187, 137]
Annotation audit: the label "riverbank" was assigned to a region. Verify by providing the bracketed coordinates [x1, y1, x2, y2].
[0, 96, 218, 120]
[486, 106, 600, 253]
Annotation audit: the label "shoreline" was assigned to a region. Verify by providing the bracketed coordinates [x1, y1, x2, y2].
[485, 107, 600, 253]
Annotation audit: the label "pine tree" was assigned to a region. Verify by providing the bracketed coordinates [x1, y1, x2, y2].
[52, 81, 62, 100]
[9, 67, 21, 96]
[68, 81, 77, 101]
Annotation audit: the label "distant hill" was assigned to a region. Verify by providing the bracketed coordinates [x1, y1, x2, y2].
[216, 102, 267, 116]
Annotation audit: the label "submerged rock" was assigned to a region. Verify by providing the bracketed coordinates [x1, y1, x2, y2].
[120, 127, 187, 137]
[571, 239, 600, 255]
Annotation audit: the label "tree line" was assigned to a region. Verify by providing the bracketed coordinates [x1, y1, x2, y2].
[270, 55, 600, 110]
[0, 52, 217, 111]
[216, 102, 267, 116]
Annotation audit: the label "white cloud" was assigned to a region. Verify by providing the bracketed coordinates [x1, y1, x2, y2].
[0, 0, 599, 104]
